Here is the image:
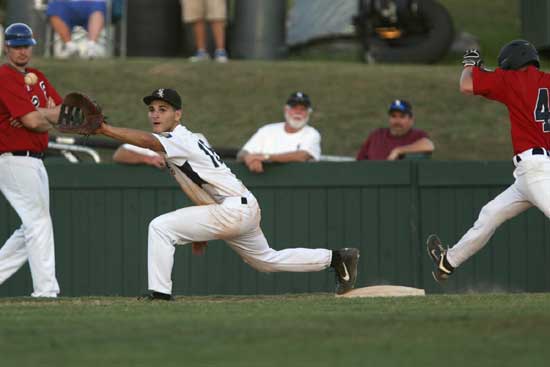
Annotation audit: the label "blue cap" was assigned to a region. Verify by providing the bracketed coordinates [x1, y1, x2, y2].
[388, 99, 412, 115]
[4, 23, 37, 47]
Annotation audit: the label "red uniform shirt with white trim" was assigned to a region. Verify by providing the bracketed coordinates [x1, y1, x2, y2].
[473, 66, 550, 154]
[0, 64, 62, 153]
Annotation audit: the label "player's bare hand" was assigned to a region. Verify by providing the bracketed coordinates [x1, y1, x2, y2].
[148, 155, 166, 169]
[9, 118, 23, 128]
[191, 241, 207, 256]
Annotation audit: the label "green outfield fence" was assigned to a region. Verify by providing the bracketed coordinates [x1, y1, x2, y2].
[1, 161, 549, 297]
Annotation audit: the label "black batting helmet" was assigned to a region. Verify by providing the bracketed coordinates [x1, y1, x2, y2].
[4, 23, 37, 47]
[497, 39, 539, 70]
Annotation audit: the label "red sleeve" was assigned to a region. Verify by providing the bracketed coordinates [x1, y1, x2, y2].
[410, 128, 429, 140]
[356, 137, 371, 160]
[0, 77, 37, 119]
[472, 67, 508, 103]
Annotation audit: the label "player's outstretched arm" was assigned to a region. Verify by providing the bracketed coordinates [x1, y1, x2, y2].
[98, 123, 166, 153]
[459, 49, 480, 95]
[459, 67, 474, 95]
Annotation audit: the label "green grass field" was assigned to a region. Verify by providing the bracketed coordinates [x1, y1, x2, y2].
[1, 293, 549, 367]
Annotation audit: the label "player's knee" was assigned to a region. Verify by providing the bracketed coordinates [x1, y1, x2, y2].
[148, 217, 165, 234]
[540, 206, 550, 219]
[24, 217, 53, 238]
[477, 203, 509, 227]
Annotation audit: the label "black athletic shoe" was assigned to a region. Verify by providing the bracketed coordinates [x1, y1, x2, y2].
[426, 234, 454, 282]
[331, 248, 360, 295]
[138, 291, 175, 301]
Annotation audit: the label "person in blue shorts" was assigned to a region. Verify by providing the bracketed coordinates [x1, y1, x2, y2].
[46, 0, 107, 58]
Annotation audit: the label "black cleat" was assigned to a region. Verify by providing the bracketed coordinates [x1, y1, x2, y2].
[138, 291, 175, 301]
[426, 234, 454, 282]
[331, 248, 360, 295]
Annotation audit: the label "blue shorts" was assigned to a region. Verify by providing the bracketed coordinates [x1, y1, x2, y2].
[47, 1, 107, 30]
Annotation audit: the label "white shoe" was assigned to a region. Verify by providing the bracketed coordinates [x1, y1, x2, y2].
[214, 49, 228, 63]
[189, 49, 210, 62]
[84, 40, 106, 59]
[56, 41, 79, 59]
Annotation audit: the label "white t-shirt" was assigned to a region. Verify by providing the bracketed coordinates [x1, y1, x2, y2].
[153, 125, 248, 204]
[241, 122, 321, 161]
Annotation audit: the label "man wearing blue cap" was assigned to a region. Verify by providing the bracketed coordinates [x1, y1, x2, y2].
[0, 23, 62, 297]
[356, 99, 434, 160]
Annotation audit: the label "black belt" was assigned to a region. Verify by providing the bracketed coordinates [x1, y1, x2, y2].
[515, 147, 550, 163]
[4, 151, 45, 159]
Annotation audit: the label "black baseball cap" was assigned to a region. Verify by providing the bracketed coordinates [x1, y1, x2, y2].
[286, 92, 312, 108]
[388, 99, 412, 115]
[143, 88, 182, 109]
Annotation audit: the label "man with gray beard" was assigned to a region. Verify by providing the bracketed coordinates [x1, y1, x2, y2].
[237, 92, 321, 173]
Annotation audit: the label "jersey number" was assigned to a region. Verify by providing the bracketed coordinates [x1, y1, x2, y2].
[534, 88, 550, 133]
[198, 139, 223, 167]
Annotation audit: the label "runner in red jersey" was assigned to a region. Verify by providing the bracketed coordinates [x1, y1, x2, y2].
[0, 23, 62, 297]
[426, 40, 550, 282]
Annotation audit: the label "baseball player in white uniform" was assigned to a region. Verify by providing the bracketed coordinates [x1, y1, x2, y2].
[237, 92, 321, 173]
[96, 88, 359, 300]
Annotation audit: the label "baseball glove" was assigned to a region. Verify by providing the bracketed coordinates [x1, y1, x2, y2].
[462, 49, 483, 67]
[56, 92, 104, 135]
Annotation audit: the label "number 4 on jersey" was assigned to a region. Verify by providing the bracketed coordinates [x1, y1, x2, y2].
[534, 88, 550, 133]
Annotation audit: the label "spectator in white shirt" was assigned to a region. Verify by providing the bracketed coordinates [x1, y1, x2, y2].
[237, 92, 321, 173]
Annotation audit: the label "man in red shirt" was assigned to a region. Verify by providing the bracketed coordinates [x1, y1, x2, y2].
[0, 23, 62, 297]
[428, 40, 550, 282]
[356, 99, 434, 160]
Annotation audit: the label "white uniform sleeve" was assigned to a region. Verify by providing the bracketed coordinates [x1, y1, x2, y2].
[153, 132, 191, 160]
[241, 128, 266, 154]
[301, 128, 322, 161]
[121, 143, 160, 157]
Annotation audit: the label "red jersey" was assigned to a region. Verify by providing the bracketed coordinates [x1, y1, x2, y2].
[473, 66, 550, 154]
[0, 64, 62, 153]
[356, 127, 429, 160]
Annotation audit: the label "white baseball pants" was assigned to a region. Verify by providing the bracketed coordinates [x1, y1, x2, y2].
[147, 193, 332, 294]
[447, 151, 550, 268]
[0, 155, 59, 297]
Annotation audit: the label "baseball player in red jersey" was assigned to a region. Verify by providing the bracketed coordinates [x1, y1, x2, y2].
[0, 23, 63, 297]
[427, 40, 550, 282]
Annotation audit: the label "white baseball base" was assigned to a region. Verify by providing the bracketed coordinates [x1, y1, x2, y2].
[336, 285, 426, 298]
